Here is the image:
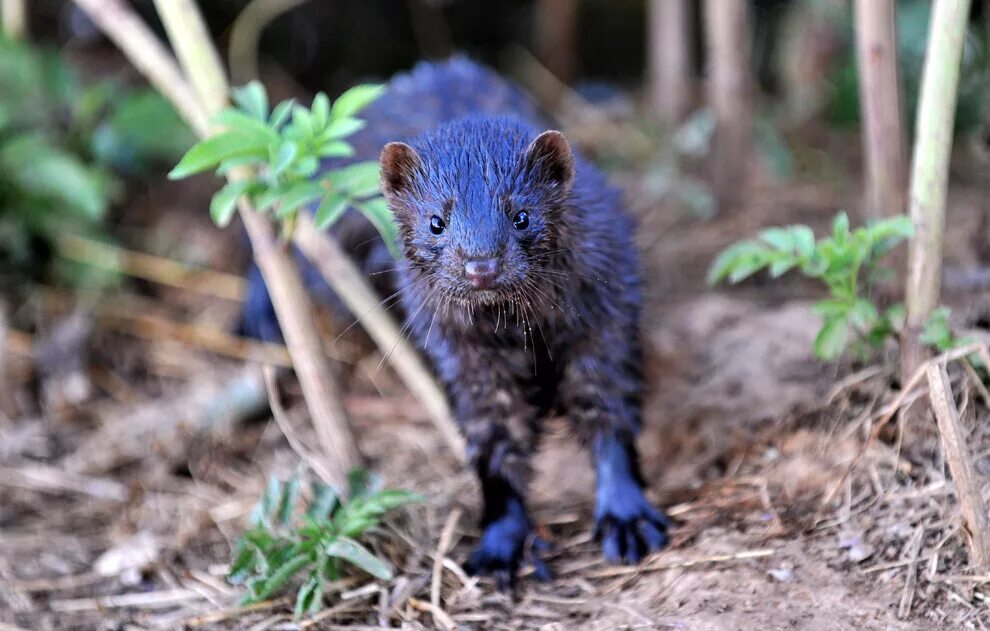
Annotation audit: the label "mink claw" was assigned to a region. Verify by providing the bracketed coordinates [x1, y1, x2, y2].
[595, 506, 670, 565]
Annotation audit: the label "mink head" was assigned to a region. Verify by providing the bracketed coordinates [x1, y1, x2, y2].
[379, 117, 575, 307]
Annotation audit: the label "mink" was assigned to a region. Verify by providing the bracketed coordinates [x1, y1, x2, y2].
[241, 58, 669, 587]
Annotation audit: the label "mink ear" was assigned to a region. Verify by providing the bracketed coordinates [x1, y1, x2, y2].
[380, 142, 422, 199]
[525, 130, 575, 189]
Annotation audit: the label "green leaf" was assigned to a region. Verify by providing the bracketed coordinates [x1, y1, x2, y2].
[217, 154, 265, 175]
[814, 317, 849, 361]
[330, 84, 385, 120]
[324, 537, 392, 580]
[277, 476, 302, 528]
[169, 132, 266, 179]
[921, 307, 953, 349]
[848, 299, 879, 331]
[792, 226, 816, 259]
[329, 161, 381, 198]
[294, 572, 323, 619]
[254, 553, 310, 601]
[210, 180, 250, 227]
[759, 227, 795, 252]
[323, 117, 365, 140]
[276, 181, 323, 218]
[832, 211, 850, 243]
[233, 81, 269, 120]
[269, 99, 295, 128]
[347, 470, 383, 500]
[356, 198, 400, 258]
[290, 107, 315, 140]
[250, 476, 282, 527]
[318, 140, 355, 159]
[228, 539, 259, 584]
[271, 141, 298, 177]
[314, 191, 350, 231]
[307, 482, 339, 520]
[214, 108, 280, 144]
[707, 241, 769, 285]
[312, 93, 330, 130]
[768, 256, 796, 278]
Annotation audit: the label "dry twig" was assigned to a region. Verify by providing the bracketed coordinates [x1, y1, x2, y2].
[927, 362, 990, 570]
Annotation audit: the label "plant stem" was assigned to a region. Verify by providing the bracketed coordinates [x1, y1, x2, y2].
[854, 0, 906, 221]
[902, 0, 972, 384]
[228, 0, 312, 84]
[1, 0, 26, 39]
[293, 215, 467, 463]
[703, 0, 754, 212]
[71, 0, 362, 487]
[69, 0, 211, 137]
[648, 0, 693, 125]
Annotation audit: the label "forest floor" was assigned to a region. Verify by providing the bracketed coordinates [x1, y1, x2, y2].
[3, 122, 990, 631]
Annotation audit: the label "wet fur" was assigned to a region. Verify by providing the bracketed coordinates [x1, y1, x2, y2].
[241, 58, 669, 586]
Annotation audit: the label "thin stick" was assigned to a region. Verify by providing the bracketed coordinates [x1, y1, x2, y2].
[854, 0, 907, 221]
[294, 215, 466, 462]
[68, 0, 210, 136]
[430, 508, 462, 616]
[263, 365, 337, 487]
[151, 0, 229, 120]
[897, 524, 926, 618]
[152, 0, 362, 485]
[902, 0, 973, 382]
[1, 0, 26, 39]
[927, 362, 990, 570]
[228, 0, 312, 83]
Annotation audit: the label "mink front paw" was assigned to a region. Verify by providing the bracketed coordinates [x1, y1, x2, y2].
[594, 482, 670, 564]
[464, 512, 552, 590]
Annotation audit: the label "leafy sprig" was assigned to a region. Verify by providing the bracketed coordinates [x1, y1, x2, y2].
[168, 81, 397, 255]
[708, 212, 913, 360]
[229, 470, 422, 619]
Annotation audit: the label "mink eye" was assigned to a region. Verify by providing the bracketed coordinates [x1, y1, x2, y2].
[512, 210, 530, 230]
[429, 215, 446, 235]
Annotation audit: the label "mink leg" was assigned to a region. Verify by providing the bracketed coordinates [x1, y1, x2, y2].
[561, 336, 670, 564]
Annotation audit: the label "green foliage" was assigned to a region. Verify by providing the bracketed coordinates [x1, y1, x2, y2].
[0, 36, 193, 279]
[169, 82, 397, 255]
[921, 307, 985, 371]
[229, 470, 421, 619]
[708, 213, 913, 361]
[825, 0, 988, 132]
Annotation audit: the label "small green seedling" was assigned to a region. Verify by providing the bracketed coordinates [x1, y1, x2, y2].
[168, 81, 397, 255]
[922, 306, 985, 371]
[228, 470, 421, 619]
[708, 212, 913, 361]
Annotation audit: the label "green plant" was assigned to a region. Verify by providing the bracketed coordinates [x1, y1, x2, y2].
[921, 306, 985, 371]
[708, 212, 913, 360]
[168, 81, 397, 253]
[0, 36, 193, 278]
[229, 470, 421, 618]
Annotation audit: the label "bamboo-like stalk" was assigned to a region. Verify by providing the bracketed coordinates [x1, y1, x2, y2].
[154, 0, 362, 483]
[151, 0, 229, 118]
[854, 0, 907, 221]
[703, 0, 754, 212]
[648, 0, 692, 125]
[294, 215, 467, 463]
[902, 0, 972, 383]
[70, 0, 362, 487]
[1, 0, 26, 39]
[228, 0, 311, 84]
[68, 0, 211, 137]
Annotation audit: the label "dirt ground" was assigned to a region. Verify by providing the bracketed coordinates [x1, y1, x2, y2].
[3, 130, 990, 630]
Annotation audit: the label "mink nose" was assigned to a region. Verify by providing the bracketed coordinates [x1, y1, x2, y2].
[463, 258, 500, 289]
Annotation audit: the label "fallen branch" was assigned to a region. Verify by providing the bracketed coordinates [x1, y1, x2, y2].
[927, 362, 990, 570]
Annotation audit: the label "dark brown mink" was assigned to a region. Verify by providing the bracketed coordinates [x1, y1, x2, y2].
[241, 58, 669, 588]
